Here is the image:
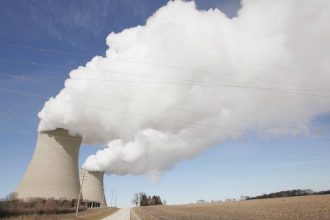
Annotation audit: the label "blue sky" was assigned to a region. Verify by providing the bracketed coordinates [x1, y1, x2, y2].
[0, 0, 329, 207]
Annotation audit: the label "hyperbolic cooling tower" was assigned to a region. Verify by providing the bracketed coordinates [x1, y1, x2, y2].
[82, 170, 107, 208]
[16, 128, 82, 200]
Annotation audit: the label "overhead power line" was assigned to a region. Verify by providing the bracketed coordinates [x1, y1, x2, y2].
[0, 69, 327, 94]
[0, 43, 91, 57]
[0, 63, 329, 98]
[0, 82, 323, 136]
[1, 69, 328, 93]
[0, 86, 324, 140]
[1, 42, 330, 89]
[1, 42, 328, 78]
[0, 86, 329, 142]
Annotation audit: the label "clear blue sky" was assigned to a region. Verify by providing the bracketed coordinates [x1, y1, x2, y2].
[0, 0, 329, 207]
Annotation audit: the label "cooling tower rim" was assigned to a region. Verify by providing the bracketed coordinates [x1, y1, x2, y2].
[84, 169, 105, 174]
[40, 128, 82, 139]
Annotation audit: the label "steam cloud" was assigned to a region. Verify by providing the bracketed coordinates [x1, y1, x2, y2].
[38, 0, 330, 178]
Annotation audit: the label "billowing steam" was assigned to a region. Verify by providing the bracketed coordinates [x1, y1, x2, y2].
[38, 0, 330, 178]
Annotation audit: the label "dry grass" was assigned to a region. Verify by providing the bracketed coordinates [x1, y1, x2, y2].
[2, 208, 118, 220]
[0, 197, 86, 218]
[131, 195, 330, 220]
[68, 207, 119, 220]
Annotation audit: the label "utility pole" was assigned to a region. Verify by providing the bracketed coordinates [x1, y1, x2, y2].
[76, 168, 86, 216]
[111, 190, 114, 207]
[115, 191, 117, 207]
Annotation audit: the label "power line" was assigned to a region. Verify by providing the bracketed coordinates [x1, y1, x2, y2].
[0, 68, 330, 98]
[0, 111, 36, 122]
[110, 55, 330, 82]
[103, 42, 330, 78]
[0, 91, 46, 155]
[1, 26, 103, 42]
[0, 125, 33, 155]
[1, 66, 329, 146]
[64, 97, 330, 142]
[0, 87, 47, 98]
[1, 42, 328, 78]
[0, 43, 329, 91]
[63, 80, 330, 98]
[3, 86, 328, 142]
[0, 72, 44, 83]
[1, 57, 329, 95]
[63, 86, 320, 130]
[0, 111, 328, 159]
[0, 49, 329, 145]
[0, 43, 92, 57]
[0, 92, 84, 158]
[0, 86, 329, 142]
[2, 69, 328, 93]
[2, 44, 328, 177]
[1, 70, 329, 130]
[0, 70, 327, 97]
[0, 59, 72, 69]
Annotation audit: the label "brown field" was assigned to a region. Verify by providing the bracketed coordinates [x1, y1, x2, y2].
[131, 195, 330, 220]
[2, 207, 118, 220]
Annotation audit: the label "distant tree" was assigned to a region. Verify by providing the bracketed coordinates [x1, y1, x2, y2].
[5, 193, 17, 201]
[150, 195, 162, 205]
[150, 196, 155, 205]
[156, 196, 163, 205]
[246, 189, 330, 200]
[304, 189, 314, 195]
[162, 200, 167, 205]
[133, 193, 165, 206]
[140, 194, 149, 206]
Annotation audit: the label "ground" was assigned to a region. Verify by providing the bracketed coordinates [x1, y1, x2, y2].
[3, 195, 330, 220]
[131, 195, 330, 220]
[2, 207, 118, 220]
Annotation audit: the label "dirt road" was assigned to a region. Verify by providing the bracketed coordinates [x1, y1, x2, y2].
[102, 208, 130, 220]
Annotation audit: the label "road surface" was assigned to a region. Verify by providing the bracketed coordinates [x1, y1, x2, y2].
[102, 208, 130, 220]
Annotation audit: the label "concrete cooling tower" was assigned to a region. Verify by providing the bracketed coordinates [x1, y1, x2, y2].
[82, 170, 107, 208]
[16, 128, 82, 200]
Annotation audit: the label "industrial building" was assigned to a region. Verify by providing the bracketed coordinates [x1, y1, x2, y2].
[82, 170, 107, 208]
[16, 128, 82, 200]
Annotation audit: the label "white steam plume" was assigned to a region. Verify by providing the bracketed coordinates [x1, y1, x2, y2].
[38, 0, 330, 178]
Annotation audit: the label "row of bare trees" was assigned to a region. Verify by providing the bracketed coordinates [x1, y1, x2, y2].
[0, 193, 86, 218]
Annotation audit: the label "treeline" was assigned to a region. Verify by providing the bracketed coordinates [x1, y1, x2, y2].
[132, 192, 165, 207]
[246, 189, 330, 200]
[0, 193, 86, 218]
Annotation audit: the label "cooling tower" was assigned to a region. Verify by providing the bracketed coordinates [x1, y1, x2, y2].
[16, 128, 82, 200]
[82, 170, 107, 208]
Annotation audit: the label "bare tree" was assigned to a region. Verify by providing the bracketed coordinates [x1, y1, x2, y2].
[240, 195, 247, 201]
[132, 193, 139, 207]
[132, 192, 145, 207]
